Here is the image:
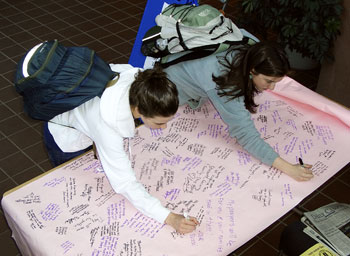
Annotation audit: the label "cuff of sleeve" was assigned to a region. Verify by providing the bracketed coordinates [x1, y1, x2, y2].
[262, 151, 279, 166]
[154, 207, 171, 224]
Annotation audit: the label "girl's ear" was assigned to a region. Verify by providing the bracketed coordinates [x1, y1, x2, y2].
[131, 106, 141, 119]
[251, 69, 258, 75]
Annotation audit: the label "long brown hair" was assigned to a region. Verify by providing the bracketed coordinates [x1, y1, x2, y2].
[213, 42, 290, 113]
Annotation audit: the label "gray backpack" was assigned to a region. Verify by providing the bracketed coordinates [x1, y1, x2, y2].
[141, 4, 251, 68]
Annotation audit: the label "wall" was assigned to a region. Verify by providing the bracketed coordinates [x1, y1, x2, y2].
[317, 0, 350, 108]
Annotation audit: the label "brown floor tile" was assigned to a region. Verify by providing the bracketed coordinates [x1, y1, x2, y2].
[0, 230, 21, 255]
[91, 16, 115, 27]
[231, 236, 259, 255]
[18, 113, 42, 127]
[103, 21, 130, 35]
[6, 13, 31, 23]
[24, 7, 48, 18]
[97, 48, 126, 63]
[18, 38, 43, 51]
[16, 19, 42, 30]
[86, 28, 112, 40]
[0, 16, 12, 27]
[0, 104, 13, 120]
[112, 55, 130, 64]
[99, 34, 126, 47]
[280, 210, 302, 226]
[9, 31, 36, 45]
[0, 139, 17, 159]
[40, 2, 63, 12]
[56, 0, 80, 8]
[68, 10, 97, 22]
[300, 191, 334, 211]
[0, 59, 16, 74]
[38, 159, 54, 171]
[52, 9, 77, 19]
[12, 165, 44, 185]
[32, 122, 45, 134]
[259, 222, 287, 249]
[73, 20, 99, 33]
[1, 24, 23, 36]
[23, 141, 48, 163]
[95, 4, 120, 15]
[12, 1, 36, 10]
[110, 0, 131, 10]
[6, 97, 23, 114]
[32, 13, 54, 25]
[2, 70, 16, 82]
[0, 152, 34, 177]
[85, 40, 111, 54]
[27, 25, 55, 38]
[320, 179, 350, 204]
[0, 169, 8, 182]
[0, 178, 17, 201]
[121, 16, 143, 28]
[115, 41, 134, 55]
[9, 127, 42, 149]
[238, 240, 278, 256]
[337, 163, 350, 186]
[0, 211, 10, 233]
[116, 29, 137, 41]
[46, 20, 74, 33]
[0, 116, 27, 137]
[69, 33, 96, 46]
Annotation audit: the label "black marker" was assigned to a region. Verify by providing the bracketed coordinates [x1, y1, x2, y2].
[299, 157, 304, 167]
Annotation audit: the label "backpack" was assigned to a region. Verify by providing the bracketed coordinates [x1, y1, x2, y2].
[14, 40, 116, 121]
[141, 4, 251, 68]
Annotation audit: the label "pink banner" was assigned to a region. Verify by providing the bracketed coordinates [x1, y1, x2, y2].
[2, 77, 350, 255]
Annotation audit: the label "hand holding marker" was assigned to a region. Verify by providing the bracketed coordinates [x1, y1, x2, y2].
[299, 157, 304, 167]
[183, 212, 190, 220]
[298, 157, 314, 181]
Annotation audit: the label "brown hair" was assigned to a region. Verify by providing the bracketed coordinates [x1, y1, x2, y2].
[213, 41, 290, 113]
[129, 67, 179, 118]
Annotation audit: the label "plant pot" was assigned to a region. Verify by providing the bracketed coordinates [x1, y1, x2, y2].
[285, 46, 320, 70]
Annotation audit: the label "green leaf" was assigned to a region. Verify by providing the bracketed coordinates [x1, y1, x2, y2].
[242, 0, 260, 13]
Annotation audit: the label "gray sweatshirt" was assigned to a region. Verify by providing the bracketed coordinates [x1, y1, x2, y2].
[164, 49, 278, 166]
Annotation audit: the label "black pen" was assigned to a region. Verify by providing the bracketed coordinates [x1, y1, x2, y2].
[299, 157, 304, 167]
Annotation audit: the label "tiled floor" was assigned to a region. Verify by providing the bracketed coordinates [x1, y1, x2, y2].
[0, 0, 349, 255]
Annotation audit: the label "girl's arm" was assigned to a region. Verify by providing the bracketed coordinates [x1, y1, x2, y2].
[272, 157, 314, 181]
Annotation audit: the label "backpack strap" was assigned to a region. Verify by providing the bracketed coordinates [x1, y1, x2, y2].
[176, 21, 189, 51]
[105, 72, 120, 88]
[160, 36, 250, 69]
[160, 47, 219, 68]
[48, 72, 120, 127]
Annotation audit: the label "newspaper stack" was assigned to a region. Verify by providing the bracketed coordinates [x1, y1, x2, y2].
[302, 202, 350, 256]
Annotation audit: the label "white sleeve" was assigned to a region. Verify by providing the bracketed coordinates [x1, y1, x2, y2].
[109, 64, 135, 73]
[48, 115, 93, 152]
[93, 123, 170, 223]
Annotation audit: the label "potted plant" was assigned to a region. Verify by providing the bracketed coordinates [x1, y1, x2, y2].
[238, 0, 343, 68]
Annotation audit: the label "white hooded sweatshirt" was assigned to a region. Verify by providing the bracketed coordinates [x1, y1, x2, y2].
[48, 64, 170, 223]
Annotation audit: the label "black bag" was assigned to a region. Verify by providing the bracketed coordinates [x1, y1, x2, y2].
[14, 40, 116, 121]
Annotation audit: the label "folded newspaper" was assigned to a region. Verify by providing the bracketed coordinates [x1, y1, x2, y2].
[302, 202, 350, 256]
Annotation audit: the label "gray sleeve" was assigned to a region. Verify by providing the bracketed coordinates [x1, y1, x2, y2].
[164, 51, 230, 107]
[165, 50, 279, 166]
[207, 89, 279, 165]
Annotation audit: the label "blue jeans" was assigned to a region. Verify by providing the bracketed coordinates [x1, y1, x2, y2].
[43, 122, 92, 167]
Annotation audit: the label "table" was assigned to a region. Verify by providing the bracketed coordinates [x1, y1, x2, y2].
[2, 76, 350, 256]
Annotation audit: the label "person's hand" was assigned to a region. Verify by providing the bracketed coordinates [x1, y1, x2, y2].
[273, 157, 314, 181]
[285, 163, 314, 181]
[165, 212, 199, 234]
